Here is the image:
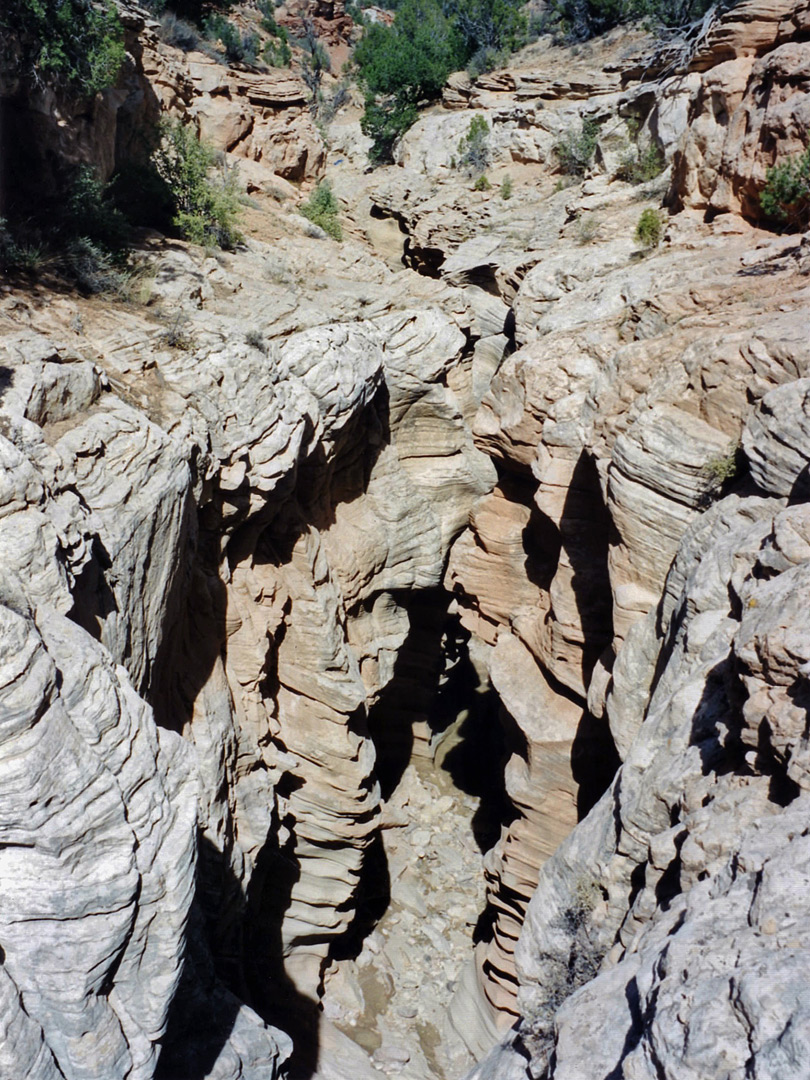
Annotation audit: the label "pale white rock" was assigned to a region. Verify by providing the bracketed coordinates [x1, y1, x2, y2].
[743, 377, 810, 498]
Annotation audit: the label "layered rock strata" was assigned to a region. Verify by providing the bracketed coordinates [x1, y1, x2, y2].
[350, 0, 810, 1056]
[0, 205, 497, 1073]
[2, 0, 809, 1074]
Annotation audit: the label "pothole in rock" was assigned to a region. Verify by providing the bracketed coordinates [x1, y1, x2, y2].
[321, 756, 488, 1080]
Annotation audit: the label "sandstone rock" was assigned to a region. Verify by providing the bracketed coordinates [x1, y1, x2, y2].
[743, 377, 810, 498]
[673, 0, 810, 219]
[504, 490, 810, 1080]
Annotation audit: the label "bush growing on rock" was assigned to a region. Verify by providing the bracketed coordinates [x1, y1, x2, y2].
[299, 180, 343, 240]
[616, 142, 665, 183]
[355, 0, 525, 163]
[458, 115, 491, 176]
[635, 206, 663, 248]
[0, 219, 45, 275]
[701, 446, 742, 502]
[356, 0, 463, 162]
[258, 1, 292, 67]
[554, 116, 601, 176]
[760, 147, 810, 229]
[159, 11, 203, 51]
[522, 880, 607, 1062]
[0, 165, 132, 292]
[575, 211, 600, 243]
[467, 45, 510, 78]
[203, 14, 260, 64]
[153, 120, 244, 248]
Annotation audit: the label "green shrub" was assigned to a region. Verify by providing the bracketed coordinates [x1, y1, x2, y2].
[0, 219, 45, 275]
[1, 0, 125, 94]
[458, 114, 490, 176]
[355, 0, 464, 162]
[203, 14, 259, 64]
[575, 212, 599, 244]
[635, 207, 663, 248]
[263, 37, 292, 66]
[60, 236, 127, 294]
[554, 116, 601, 176]
[361, 97, 418, 165]
[466, 44, 509, 78]
[540, 0, 718, 43]
[759, 147, 810, 229]
[257, 0, 280, 34]
[616, 143, 665, 184]
[257, 3, 291, 66]
[158, 12, 202, 50]
[65, 165, 131, 253]
[300, 180, 343, 240]
[319, 82, 352, 124]
[355, 0, 527, 164]
[153, 120, 243, 248]
[1, 164, 131, 292]
[700, 446, 742, 503]
[500, 174, 513, 199]
[473, 173, 491, 191]
[444, 0, 528, 57]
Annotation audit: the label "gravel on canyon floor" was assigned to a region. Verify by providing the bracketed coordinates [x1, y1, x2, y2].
[321, 761, 489, 1080]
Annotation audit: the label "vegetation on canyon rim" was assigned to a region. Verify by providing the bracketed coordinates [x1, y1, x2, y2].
[1, 0, 125, 94]
[354, 0, 527, 162]
[299, 180, 344, 240]
[760, 146, 810, 229]
[0, 121, 243, 286]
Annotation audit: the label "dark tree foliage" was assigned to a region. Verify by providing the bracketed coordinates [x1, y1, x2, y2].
[354, 0, 463, 103]
[355, 0, 464, 161]
[355, 0, 526, 162]
[443, 0, 527, 54]
[541, 0, 721, 43]
[1, 0, 125, 94]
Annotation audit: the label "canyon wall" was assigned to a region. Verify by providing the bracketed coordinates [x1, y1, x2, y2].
[1, 0, 809, 1077]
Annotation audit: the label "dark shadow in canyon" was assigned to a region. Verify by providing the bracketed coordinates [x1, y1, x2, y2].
[571, 703, 622, 820]
[329, 830, 391, 965]
[559, 451, 621, 816]
[689, 655, 802, 807]
[157, 825, 321, 1080]
[66, 535, 120, 644]
[789, 464, 810, 506]
[368, 590, 514, 853]
[244, 785, 324, 1080]
[439, 675, 515, 855]
[153, 386, 394, 1078]
[559, 450, 615, 690]
[368, 588, 452, 801]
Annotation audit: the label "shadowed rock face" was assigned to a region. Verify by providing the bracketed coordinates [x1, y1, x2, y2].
[0, 232, 496, 1076]
[1, 0, 809, 1076]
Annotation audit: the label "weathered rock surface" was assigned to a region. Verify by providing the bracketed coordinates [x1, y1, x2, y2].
[3, 0, 810, 1076]
[507, 494, 810, 1079]
[672, 0, 810, 219]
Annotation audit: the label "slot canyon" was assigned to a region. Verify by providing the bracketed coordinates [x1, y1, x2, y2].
[2, 0, 810, 1077]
